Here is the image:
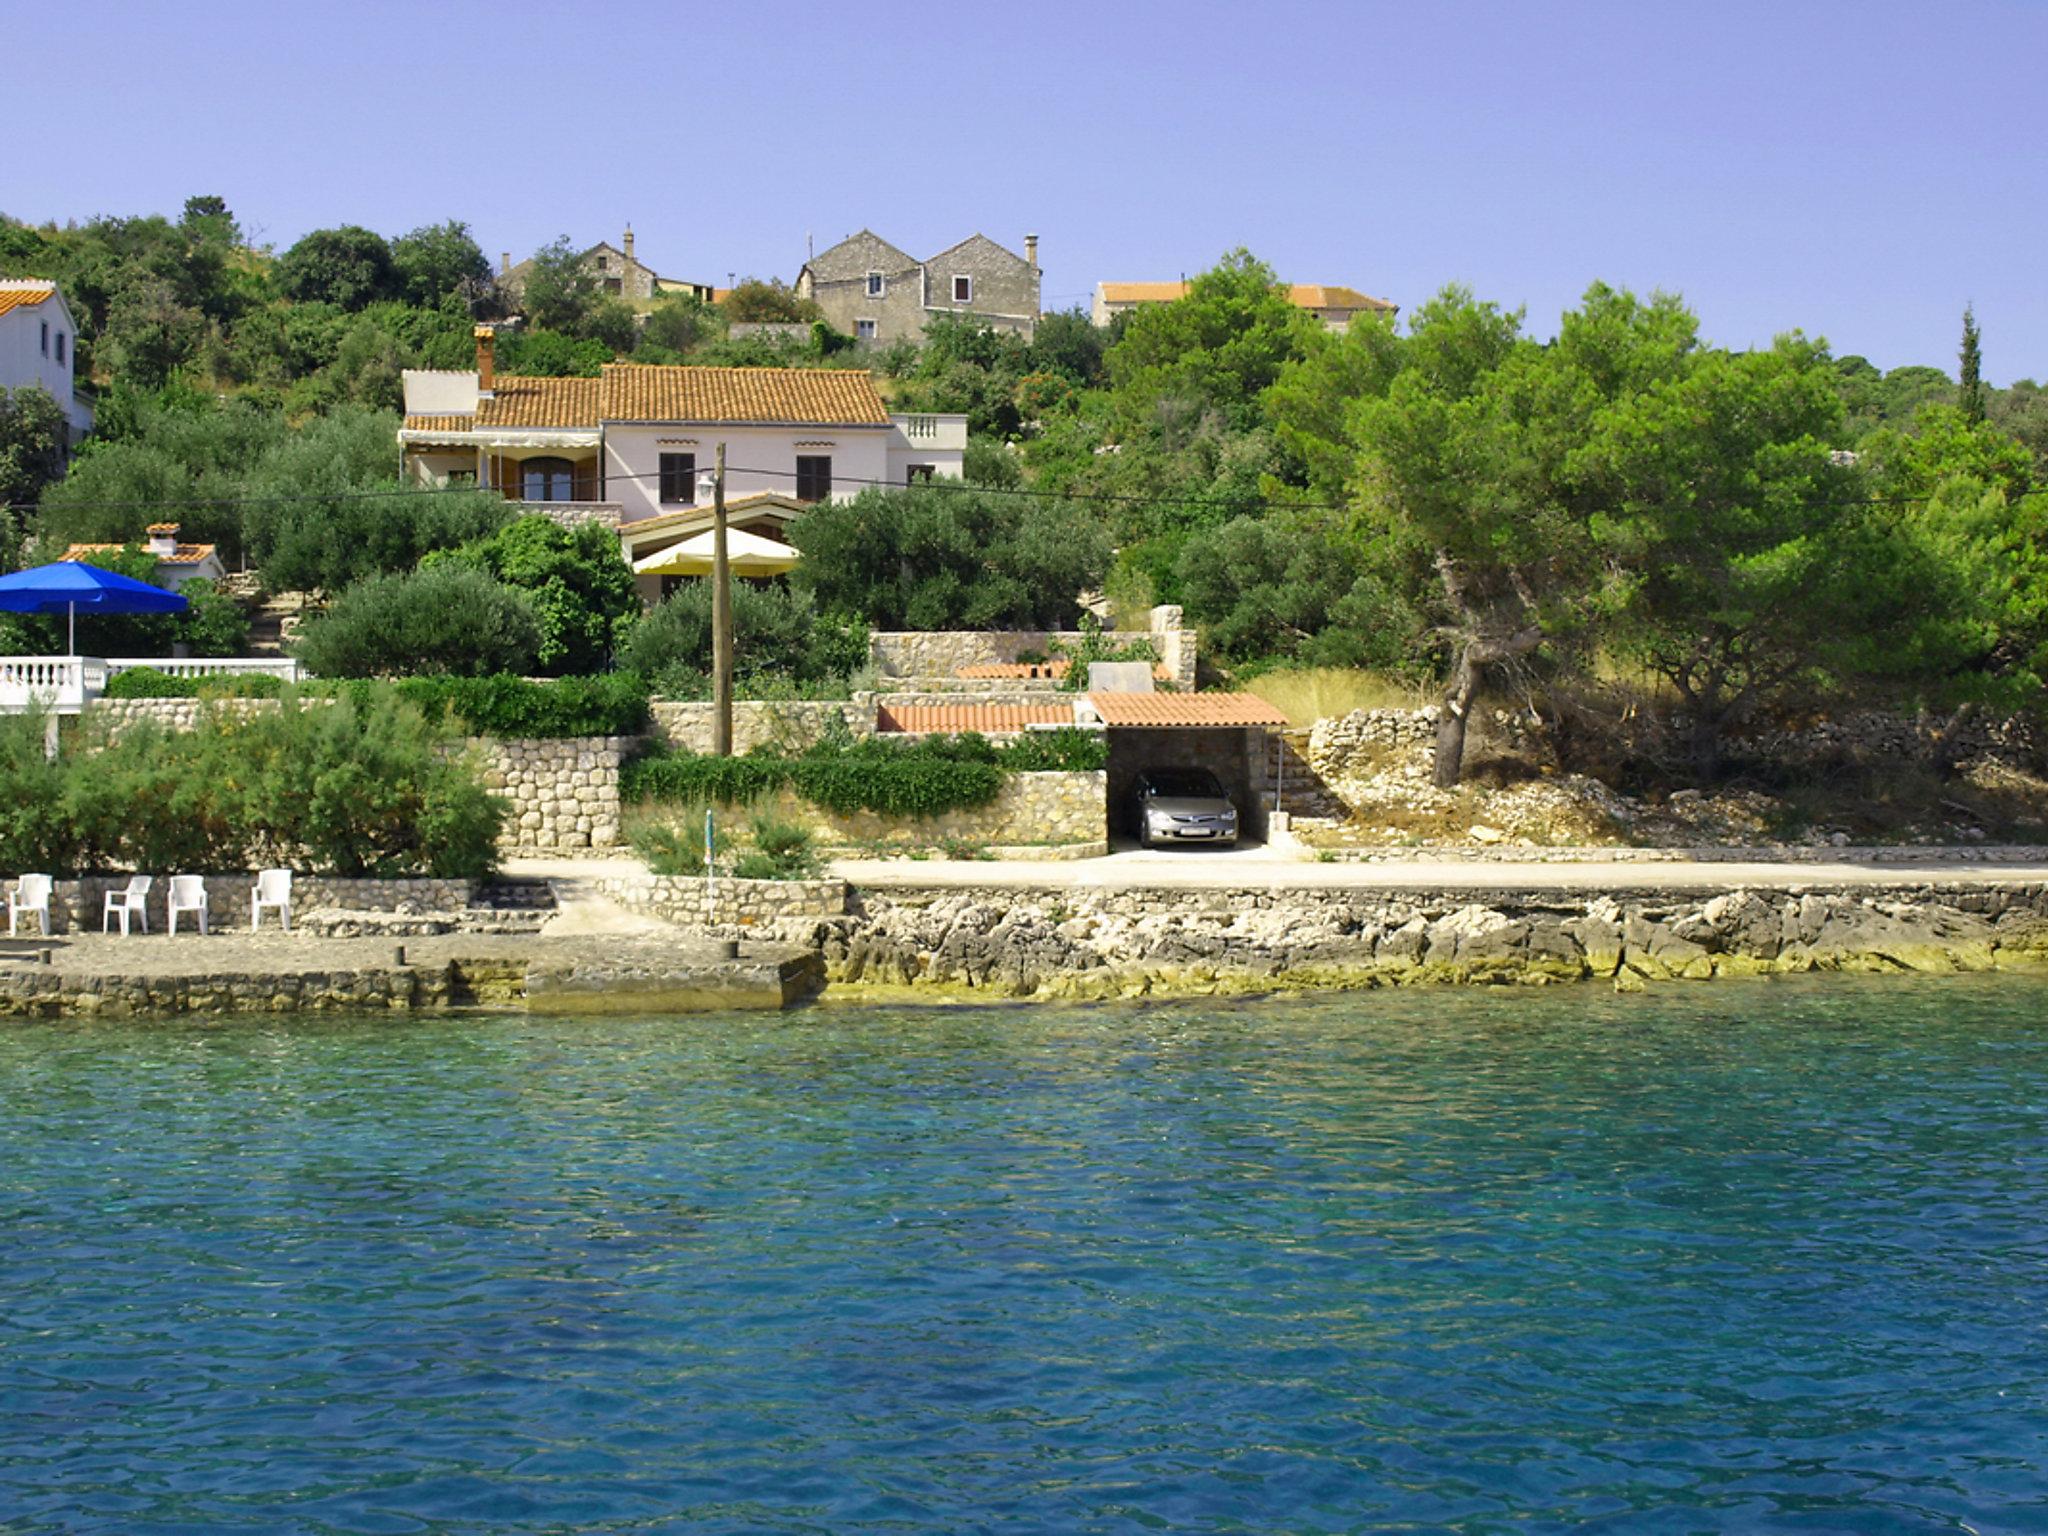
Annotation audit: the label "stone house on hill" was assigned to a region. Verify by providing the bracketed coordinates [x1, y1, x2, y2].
[797, 230, 1041, 344]
[500, 226, 715, 305]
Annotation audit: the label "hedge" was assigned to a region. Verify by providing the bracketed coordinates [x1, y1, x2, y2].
[317, 673, 652, 738]
[102, 668, 288, 700]
[623, 729, 1106, 818]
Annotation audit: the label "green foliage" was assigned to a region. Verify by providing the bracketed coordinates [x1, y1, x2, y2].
[0, 385, 67, 528]
[101, 667, 284, 700]
[789, 484, 1110, 630]
[993, 727, 1108, 772]
[346, 672, 652, 737]
[293, 564, 541, 678]
[625, 735, 1008, 819]
[1959, 305, 1986, 425]
[739, 812, 819, 879]
[0, 689, 503, 877]
[620, 579, 868, 695]
[1106, 250, 1317, 433]
[1049, 618, 1159, 691]
[275, 226, 397, 311]
[629, 816, 707, 875]
[519, 236, 599, 335]
[390, 221, 491, 310]
[493, 328, 611, 377]
[640, 292, 723, 354]
[432, 516, 637, 675]
[720, 278, 822, 324]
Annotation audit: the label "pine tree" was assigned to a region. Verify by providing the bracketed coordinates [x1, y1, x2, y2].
[1959, 304, 1986, 424]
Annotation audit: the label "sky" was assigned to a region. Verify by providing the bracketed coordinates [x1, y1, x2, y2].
[10, 0, 2046, 380]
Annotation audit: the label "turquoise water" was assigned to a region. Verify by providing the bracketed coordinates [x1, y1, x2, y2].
[3, 981, 2048, 1533]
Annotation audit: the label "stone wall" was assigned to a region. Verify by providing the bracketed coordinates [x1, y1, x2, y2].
[13, 875, 475, 936]
[764, 771, 1106, 851]
[579, 872, 849, 927]
[88, 696, 277, 736]
[815, 880, 2048, 998]
[870, 607, 1198, 690]
[649, 699, 874, 754]
[480, 737, 628, 855]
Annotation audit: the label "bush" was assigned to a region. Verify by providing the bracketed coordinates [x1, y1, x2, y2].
[996, 727, 1108, 772]
[620, 580, 867, 695]
[788, 484, 1111, 630]
[628, 817, 707, 876]
[741, 813, 818, 879]
[378, 672, 651, 737]
[294, 565, 542, 678]
[101, 668, 287, 700]
[623, 735, 1006, 819]
[432, 516, 639, 676]
[0, 688, 503, 877]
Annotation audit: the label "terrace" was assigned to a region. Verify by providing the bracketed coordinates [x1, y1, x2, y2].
[0, 656, 302, 714]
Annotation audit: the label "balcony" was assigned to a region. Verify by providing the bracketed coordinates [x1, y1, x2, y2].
[889, 414, 969, 451]
[0, 656, 302, 714]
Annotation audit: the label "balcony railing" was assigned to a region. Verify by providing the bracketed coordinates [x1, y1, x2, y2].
[890, 413, 969, 449]
[0, 656, 300, 714]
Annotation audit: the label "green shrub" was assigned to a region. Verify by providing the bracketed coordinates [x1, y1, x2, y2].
[0, 686, 503, 877]
[623, 748, 789, 807]
[746, 812, 818, 878]
[359, 672, 650, 737]
[628, 817, 707, 876]
[620, 580, 867, 695]
[996, 727, 1108, 772]
[102, 668, 288, 700]
[293, 564, 542, 678]
[430, 517, 639, 677]
[623, 735, 1005, 819]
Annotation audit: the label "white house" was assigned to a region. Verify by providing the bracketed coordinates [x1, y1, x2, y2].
[0, 280, 94, 441]
[397, 328, 967, 591]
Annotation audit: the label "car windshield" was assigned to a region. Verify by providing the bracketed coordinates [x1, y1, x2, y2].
[1142, 769, 1226, 798]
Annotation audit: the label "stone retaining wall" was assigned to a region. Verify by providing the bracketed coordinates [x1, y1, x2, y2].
[814, 880, 2048, 998]
[767, 771, 1106, 850]
[580, 873, 849, 926]
[12, 875, 474, 936]
[480, 737, 627, 854]
[648, 700, 873, 754]
[870, 605, 1197, 689]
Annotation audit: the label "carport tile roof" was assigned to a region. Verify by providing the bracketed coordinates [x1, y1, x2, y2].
[1087, 691, 1289, 727]
[878, 702, 1075, 734]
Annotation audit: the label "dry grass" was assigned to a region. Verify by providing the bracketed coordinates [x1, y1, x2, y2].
[1246, 668, 1435, 727]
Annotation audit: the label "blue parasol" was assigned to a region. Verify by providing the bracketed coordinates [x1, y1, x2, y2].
[0, 561, 187, 655]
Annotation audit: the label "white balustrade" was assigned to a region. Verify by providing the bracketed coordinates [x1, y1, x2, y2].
[105, 657, 302, 682]
[0, 655, 299, 713]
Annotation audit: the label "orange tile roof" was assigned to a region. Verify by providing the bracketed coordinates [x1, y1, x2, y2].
[475, 375, 601, 429]
[956, 660, 1072, 680]
[601, 364, 891, 425]
[1087, 691, 1288, 728]
[402, 412, 478, 435]
[0, 282, 58, 318]
[1098, 280, 1394, 314]
[65, 542, 218, 567]
[878, 702, 1075, 734]
[1287, 284, 1396, 313]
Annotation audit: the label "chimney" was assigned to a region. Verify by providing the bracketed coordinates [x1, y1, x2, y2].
[146, 523, 179, 558]
[474, 325, 495, 395]
[1025, 233, 1039, 271]
[623, 223, 635, 264]
[500, 251, 511, 276]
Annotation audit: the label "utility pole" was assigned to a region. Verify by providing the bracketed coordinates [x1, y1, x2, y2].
[711, 441, 733, 756]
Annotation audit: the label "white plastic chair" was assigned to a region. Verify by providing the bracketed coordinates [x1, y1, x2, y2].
[103, 875, 153, 936]
[8, 874, 52, 937]
[167, 875, 209, 936]
[251, 869, 292, 933]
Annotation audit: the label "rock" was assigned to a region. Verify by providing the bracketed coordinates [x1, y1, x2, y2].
[1468, 825, 1506, 844]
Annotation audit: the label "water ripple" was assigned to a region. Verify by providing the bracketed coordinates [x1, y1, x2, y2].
[2, 977, 2047, 1532]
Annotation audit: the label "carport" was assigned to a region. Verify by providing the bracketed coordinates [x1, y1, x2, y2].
[1086, 692, 1290, 844]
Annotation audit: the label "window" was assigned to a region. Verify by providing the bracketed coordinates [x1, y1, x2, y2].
[522, 457, 577, 501]
[855, 319, 877, 341]
[39, 321, 49, 356]
[906, 463, 935, 484]
[866, 271, 885, 298]
[952, 275, 972, 303]
[795, 455, 832, 503]
[659, 452, 697, 505]
[54, 332, 65, 365]
[446, 469, 476, 487]
[596, 255, 610, 271]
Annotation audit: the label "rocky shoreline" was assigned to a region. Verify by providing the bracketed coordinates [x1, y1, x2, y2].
[808, 881, 2048, 999]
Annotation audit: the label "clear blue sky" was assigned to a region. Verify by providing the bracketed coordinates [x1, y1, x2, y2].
[14, 0, 2046, 379]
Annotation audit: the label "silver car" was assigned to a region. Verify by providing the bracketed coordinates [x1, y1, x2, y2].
[1135, 767, 1239, 848]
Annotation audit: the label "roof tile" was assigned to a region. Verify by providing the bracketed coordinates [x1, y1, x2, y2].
[475, 375, 601, 429]
[0, 282, 58, 318]
[1087, 692, 1289, 728]
[878, 703, 1075, 734]
[600, 364, 891, 424]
